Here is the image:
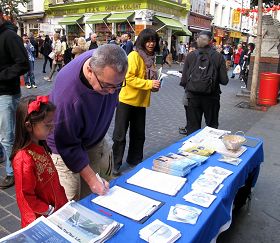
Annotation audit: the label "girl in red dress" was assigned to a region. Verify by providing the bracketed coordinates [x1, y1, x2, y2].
[11, 95, 68, 228]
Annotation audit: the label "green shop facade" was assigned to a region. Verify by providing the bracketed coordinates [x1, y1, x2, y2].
[44, 0, 191, 45]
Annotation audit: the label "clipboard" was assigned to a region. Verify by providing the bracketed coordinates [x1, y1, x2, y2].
[92, 185, 164, 224]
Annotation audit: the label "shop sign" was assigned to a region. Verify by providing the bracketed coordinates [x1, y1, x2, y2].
[48, 2, 184, 17]
[135, 24, 145, 35]
[214, 28, 225, 37]
[232, 10, 241, 24]
[230, 31, 242, 38]
[188, 14, 211, 29]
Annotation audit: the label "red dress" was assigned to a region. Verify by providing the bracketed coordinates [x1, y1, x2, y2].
[12, 143, 68, 228]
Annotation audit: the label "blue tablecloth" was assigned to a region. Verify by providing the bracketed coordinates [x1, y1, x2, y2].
[79, 136, 264, 243]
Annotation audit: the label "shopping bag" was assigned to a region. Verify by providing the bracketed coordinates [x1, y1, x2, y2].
[233, 64, 241, 74]
[48, 52, 55, 59]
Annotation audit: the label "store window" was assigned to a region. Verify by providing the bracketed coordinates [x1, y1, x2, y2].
[116, 23, 135, 38]
[67, 24, 85, 42]
[95, 23, 113, 44]
[29, 23, 39, 36]
[27, 0, 33, 12]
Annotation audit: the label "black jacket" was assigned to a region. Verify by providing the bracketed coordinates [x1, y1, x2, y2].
[180, 46, 228, 98]
[88, 41, 98, 50]
[0, 24, 29, 95]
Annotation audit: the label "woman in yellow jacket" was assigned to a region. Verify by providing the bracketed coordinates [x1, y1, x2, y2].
[112, 29, 161, 175]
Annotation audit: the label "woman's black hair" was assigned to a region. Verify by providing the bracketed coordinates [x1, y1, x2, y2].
[135, 28, 160, 53]
[61, 35, 67, 43]
[10, 96, 56, 160]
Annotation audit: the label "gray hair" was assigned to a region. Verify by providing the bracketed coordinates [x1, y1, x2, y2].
[90, 44, 128, 75]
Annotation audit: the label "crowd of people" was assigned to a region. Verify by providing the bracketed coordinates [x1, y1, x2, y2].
[0, 5, 256, 230]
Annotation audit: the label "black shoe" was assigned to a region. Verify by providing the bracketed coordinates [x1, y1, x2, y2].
[43, 71, 46, 73]
[230, 76, 235, 79]
[0, 176, 14, 189]
[179, 127, 188, 135]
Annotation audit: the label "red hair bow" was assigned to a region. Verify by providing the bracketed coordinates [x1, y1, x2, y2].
[28, 96, 49, 114]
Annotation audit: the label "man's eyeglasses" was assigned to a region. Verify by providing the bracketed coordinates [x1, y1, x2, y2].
[92, 68, 126, 90]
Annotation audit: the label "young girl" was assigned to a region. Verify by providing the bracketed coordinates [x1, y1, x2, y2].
[11, 95, 68, 228]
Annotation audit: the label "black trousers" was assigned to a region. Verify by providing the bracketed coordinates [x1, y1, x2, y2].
[112, 102, 146, 170]
[186, 97, 220, 135]
[43, 55, 53, 72]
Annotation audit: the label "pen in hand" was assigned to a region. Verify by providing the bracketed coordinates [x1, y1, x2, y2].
[96, 173, 109, 195]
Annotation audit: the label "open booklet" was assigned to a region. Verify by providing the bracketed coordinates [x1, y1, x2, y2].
[0, 201, 122, 243]
[92, 186, 164, 223]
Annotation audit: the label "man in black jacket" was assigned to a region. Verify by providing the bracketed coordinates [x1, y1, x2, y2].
[0, 9, 29, 189]
[180, 31, 228, 135]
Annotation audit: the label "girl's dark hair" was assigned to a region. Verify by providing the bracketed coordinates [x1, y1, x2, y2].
[135, 28, 160, 53]
[10, 96, 56, 160]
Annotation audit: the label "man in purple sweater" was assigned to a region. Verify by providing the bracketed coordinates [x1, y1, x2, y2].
[47, 45, 128, 200]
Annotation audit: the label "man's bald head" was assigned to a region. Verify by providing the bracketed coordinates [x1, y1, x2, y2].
[91, 33, 97, 42]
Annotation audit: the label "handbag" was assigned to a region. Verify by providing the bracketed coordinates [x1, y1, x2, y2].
[233, 64, 241, 74]
[48, 52, 55, 59]
[55, 53, 64, 62]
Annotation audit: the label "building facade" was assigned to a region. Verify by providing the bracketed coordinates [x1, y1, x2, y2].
[206, 0, 254, 45]
[40, 0, 191, 46]
[18, 0, 46, 36]
[188, 0, 213, 43]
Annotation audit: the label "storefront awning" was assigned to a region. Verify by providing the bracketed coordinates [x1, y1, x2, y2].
[106, 12, 134, 23]
[19, 11, 45, 20]
[155, 16, 192, 36]
[58, 15, 83, 25]
[86, 14, 110, 24]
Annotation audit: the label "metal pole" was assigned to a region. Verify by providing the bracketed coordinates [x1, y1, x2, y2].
[250, 0, 263, 107]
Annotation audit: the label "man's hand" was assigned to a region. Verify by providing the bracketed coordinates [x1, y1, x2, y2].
[80, 165, 110, 196]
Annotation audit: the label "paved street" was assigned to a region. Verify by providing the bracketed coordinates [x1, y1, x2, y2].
[0, 58, 279, 242]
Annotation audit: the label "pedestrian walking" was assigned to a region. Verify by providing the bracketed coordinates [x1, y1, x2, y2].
[178, 41, 186, 64]
[47, 45, 128, 200]
[41, 35, 53, 73]
[180, 31, 229, 135]
[22, 34, 37, 89]
[231, 43, 243, 79]
[161, 41, 171, 67]
[0, 9, 29, 189]
[112, 28, 161, 176]
[44, 33, 63, 82]
[11, 95, 68, 228]
[221, 43, 233, 70]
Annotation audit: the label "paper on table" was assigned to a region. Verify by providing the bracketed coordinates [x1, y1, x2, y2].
[127, 168, 187, 196]
[203, 166, 233, 179]
[92, 186, 162, 222]
[191, 173, 225, 194]
[183, 190, 217, 208]
[139, 219, 181, 243]
[167, 204, 202, 224]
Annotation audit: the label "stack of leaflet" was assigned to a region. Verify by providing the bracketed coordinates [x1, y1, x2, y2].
[191, 166, 233, 194]
[152, 152, 208, 177]
[183, 166, 233, 208]
[139, 219, 181, 243]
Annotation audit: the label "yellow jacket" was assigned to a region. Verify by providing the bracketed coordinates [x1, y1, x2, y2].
[119, 51, 153, 107]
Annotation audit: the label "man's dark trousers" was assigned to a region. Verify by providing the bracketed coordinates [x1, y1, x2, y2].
[186, 96, 220, 135]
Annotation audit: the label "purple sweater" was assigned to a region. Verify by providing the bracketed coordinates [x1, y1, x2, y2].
[47, 50, 118, 173]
